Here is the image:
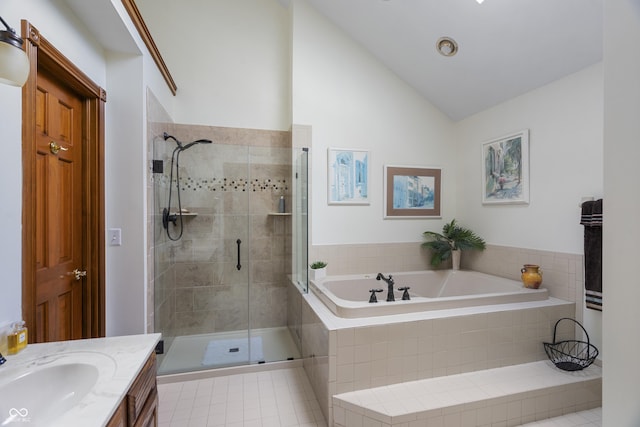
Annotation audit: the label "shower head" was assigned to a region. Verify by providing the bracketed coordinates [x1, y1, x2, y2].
[163, 132, 212, 151]
[181, 139, 212, 150]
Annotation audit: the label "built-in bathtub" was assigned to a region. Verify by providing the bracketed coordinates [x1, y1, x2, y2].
[310, 269, 548, 318]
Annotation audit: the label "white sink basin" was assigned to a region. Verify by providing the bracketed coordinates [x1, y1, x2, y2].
[0, 363, 99, 426]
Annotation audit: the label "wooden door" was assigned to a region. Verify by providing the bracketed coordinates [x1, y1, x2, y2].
[22, 21, 106, 342]
[33, 69, 85, 342]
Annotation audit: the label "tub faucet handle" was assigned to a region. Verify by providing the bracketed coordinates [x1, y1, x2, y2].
[369, 289, 383, 303]
[398, 286, 411, 300]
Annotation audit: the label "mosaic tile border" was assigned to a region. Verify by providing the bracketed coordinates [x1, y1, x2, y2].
[150, 172, 289, 193]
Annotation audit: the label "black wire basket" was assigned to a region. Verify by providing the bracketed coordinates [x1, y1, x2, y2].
[543, 317, 599, 371]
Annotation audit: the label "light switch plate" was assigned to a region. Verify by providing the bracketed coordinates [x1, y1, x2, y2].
[108, 228, 122, 246]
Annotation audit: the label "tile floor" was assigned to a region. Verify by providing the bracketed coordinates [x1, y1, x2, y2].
[158, 367, 326, 427]
[158, 367, 601, 427]
[521, 408, 602, 427]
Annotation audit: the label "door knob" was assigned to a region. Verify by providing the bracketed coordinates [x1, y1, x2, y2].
[49, 141, 69, 154]
[71, 269, 87, 280]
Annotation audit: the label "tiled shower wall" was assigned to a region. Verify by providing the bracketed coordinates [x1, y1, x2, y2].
[147, 94, 292, 341]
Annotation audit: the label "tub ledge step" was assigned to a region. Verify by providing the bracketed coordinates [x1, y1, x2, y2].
[332, 360, 601, 426]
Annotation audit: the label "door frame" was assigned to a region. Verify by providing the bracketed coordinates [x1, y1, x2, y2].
[21, 21, 106, 339]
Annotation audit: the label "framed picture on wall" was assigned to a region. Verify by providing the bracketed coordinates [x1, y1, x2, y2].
[384, 165, 441, 218]
[327, 148, 370, 205]
[481, 129, 530, 205]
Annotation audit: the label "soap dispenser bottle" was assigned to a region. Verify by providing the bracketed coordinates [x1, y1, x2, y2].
[7, 321, 28, 355]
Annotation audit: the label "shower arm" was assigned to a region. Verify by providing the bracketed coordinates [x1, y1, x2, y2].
[163, 132, 183, 149]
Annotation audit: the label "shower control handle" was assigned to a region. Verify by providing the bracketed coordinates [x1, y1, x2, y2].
[236, 239, 242, 271]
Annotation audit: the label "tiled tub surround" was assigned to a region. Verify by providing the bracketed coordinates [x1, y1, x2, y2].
[310, 243, 583, 312]
[299, 285, 576, 424]
[311, 270, 548, 318]
[149, 122, 292, 341]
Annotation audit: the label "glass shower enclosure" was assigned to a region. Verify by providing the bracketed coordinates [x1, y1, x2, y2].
[152, 125, 304, 375]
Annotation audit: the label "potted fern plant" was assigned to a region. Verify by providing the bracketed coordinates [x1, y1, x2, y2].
[422, 219, 486, 269]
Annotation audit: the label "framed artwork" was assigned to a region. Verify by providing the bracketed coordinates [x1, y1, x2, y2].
[481, 129, 530, 205]
[328, 148, 369, 205]
[384, 165, 441, 218]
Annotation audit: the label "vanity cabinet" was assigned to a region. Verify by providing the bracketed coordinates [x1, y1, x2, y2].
[106, 400, 127, 427]
[107, 352, 158, 427]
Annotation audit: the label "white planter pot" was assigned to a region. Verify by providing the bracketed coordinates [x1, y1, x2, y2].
[310, 267, 326, 281]
[451, 250, 461, 270]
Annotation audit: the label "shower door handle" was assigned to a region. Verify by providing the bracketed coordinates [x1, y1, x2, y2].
[236, 239, 242, 271]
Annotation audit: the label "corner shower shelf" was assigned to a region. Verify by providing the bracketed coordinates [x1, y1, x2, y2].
[268, 212, 292, 216]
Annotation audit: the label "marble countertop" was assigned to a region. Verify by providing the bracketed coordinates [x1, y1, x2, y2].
[0, 333, 161, 427]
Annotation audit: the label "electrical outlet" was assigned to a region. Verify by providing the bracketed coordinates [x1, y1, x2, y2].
[108, 228, 122, 246]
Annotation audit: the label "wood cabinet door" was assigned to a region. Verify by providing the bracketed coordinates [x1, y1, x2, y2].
[106, 399, 128, 427]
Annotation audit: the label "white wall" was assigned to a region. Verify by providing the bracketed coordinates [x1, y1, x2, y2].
[104, 52, 146, 336]
[105, 0, 178, 336]
[602, 0, 640, 424]
[0, 83, 23, 329]
[456, 62, 604, 360]
[456, 63, 603, 254]
[136, 0, 291, 131]
[99, 0, 178, 336]
[291, 0, 456, 245]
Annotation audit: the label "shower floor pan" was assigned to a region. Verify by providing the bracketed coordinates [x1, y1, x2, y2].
[158, 326, 301, 375]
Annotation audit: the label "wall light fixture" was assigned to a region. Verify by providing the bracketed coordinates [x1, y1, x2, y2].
[0, 15, 30, 87]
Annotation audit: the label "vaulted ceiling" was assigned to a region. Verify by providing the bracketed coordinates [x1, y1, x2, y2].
[301, 0, 603, 121]
[67, 0, 603, 122]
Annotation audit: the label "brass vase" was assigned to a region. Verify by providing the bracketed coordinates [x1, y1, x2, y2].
[521, 264, 543, 289]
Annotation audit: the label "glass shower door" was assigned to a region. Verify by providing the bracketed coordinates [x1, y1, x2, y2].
[153, 126, 300, 374]
[154, 138, 253, 373]
[197, 142, 253, 369]
[294, 148, 309, 292]
[246, 144, 299, 364]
